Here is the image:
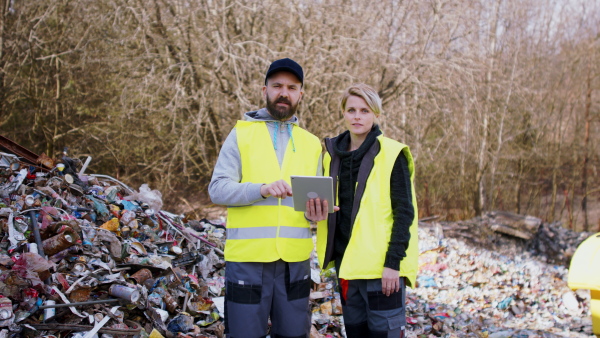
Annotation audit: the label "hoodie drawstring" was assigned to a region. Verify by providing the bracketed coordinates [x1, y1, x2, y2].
[271, 122, 296, 153]
[287, 123, 296, 152]
[273, 122, 280, 150]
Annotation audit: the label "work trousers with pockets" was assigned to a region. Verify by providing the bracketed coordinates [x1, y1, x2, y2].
[224, 259, 311, 338]
[338, 274, 407, 338]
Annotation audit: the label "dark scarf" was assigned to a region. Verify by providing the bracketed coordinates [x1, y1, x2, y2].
[332, 125, 382, 259]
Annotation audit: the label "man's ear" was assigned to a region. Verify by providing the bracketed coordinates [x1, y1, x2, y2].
[262, 85, 267, 100]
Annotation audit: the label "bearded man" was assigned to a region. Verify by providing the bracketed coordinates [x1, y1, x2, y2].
[209, 58, 329, 338]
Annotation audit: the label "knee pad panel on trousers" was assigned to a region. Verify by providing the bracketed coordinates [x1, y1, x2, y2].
[286, 278, 310, 301]
[367, 290, 403, 311]
[285, 261, 311, 301]
[226, 280, 262, 304]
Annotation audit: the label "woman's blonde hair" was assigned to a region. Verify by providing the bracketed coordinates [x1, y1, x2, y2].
[340, 83, 383, 116]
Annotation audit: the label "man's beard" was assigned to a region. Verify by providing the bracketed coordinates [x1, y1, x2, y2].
[266, 93, 299, 121]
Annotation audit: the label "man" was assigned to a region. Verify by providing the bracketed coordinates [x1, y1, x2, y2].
[209, 58, 329, 338]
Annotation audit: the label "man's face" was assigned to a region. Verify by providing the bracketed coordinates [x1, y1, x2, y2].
[263, 71, 303, 121]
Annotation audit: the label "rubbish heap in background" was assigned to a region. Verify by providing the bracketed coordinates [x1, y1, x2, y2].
[308, 251, 345, 338]
[308, 214, 596, 338]
[1, 135, 596, 338]
[0, 137, 227, 338]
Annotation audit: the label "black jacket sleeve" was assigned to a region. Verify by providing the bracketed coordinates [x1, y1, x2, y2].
[384, 150, 414, 270]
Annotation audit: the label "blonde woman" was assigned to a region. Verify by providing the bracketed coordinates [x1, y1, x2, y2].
[308, 83, 419, 338]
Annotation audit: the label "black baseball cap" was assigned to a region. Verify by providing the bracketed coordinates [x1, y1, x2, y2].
[265, 58, 304, 85]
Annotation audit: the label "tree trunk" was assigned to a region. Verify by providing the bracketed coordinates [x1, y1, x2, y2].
[475, 0, 501, 216]
[515, 158, 524, 214]
[490, 48, 518, 209]
[581, 62, 591, 231]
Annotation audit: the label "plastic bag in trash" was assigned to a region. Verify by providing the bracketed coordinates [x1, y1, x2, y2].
[124, 184, 163, 213]
[166, 312, 194, 333]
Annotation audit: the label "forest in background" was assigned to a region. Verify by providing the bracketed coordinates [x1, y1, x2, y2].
[0, 0, 599, 231]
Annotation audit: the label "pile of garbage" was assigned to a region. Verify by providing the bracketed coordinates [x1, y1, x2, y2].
[308, 252, 345, 338]
[1, 135, 595, 338]
[528, 222, 594, 267]
[0, 140, 228, 338]
[307, 216, 596, 338]
[428, 211, 593, 266]
[408, 226, 594, 337]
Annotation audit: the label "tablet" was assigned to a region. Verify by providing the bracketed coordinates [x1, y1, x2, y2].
[291, 176, 335, 213]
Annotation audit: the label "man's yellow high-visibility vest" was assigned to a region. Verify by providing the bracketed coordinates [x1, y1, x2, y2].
[317, 135, 419, 287]
[225, 120, 322, 262]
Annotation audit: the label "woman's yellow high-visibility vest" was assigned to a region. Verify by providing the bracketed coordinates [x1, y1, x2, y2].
[317, 135, 419, 287]
[225, 120, 322, 262]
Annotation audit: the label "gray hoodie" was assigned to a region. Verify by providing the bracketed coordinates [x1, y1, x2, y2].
[208, 108, 321, 206]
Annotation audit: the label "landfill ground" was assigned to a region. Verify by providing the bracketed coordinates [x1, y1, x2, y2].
[309, 218, 596, 338]
[0, 141, 597, 338]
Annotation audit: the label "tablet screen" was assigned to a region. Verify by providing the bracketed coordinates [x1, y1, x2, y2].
[290, 176, 334, 213]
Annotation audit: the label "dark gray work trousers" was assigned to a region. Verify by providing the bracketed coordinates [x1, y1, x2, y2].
[336, 259, 407, 338]
[224, 259, 311, 338]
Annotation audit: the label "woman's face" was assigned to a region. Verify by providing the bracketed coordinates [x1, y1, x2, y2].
[343, 95, 375, 138]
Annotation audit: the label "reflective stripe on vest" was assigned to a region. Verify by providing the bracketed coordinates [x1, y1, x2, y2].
[317, 135, 419, 287]
[227, 226, 311, 240]
[225, 120, 322, 262]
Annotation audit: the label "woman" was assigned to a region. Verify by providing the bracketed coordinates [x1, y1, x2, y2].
[307, 83, 418, 338]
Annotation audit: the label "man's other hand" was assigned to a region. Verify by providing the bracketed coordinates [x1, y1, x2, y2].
[305, 198, 339, 222]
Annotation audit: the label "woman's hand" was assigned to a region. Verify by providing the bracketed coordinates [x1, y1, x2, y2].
[305, 198, 339, 222]
[382, 267, 400, 296]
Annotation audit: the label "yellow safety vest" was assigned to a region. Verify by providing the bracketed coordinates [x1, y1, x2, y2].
[225, 120, 322, 262]
[317, 135, 419, 287]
